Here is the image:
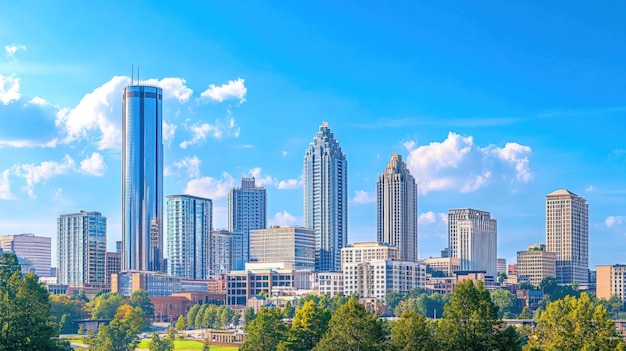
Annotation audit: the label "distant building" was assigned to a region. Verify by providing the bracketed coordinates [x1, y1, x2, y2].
[112, 271, 181, 297]
[167, 194, 212, 280]
[304, 122, 347, 272]
[516, 243, 556, 287]
[497, 258, 507, 275]
[341, 242, 399, 264]
[343, 259, 426, 301]
[0, 233, 52, 277]
[545, 189, 589, 285]
[228, 177, 267, 265]
[105, 251, 121, 288]
[57, 211, 107, 287]
[312, 271, 344, 297]
[597, 265, 626, 302]
[250, 226, 315, 270]
[210, 230, 237, 277]
[377, 153, 418, 262]
[115, 241, 122, 253]
[423, 257, 461, 277]
[448, 208, 497, 278]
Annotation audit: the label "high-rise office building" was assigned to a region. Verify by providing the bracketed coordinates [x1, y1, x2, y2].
[597, 265, 626, 302]
[0, 234, 52, 277]
[377, 153, 418, 262]
[122, 84, 163, 272]
[105, 251, 121, 288]
[210, 230, 241, 278]
[516, 243, 556, 287]
[448, 208, 497, 278]
[304, 122, 347, 272]
[250, 226, 315, 270]
[228, 177, 266, 264]
[546, 189, 589, 285]
[167, 195, 212, 280]
[57, 211, 107, 287]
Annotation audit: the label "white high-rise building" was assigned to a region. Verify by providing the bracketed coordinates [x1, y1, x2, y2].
[304, 122, 347, 272]
[0, 234, 52, 277]
[228, 177, 267, 265]
[167, 195, 212, 280]
[250, 226, 315, 270]
[546, 189, 589, 285]
[448, 208, 497, 278]
[210, 230, 238, 278]
[57, 211, 107, 287]
[377, 153, 418, 262]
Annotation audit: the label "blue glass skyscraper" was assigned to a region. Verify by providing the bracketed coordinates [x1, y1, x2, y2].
[304, 122, 347, 272]
[122, 84, 163, 272]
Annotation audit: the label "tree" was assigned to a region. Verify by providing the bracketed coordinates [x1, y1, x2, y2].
[175, 315, 186, 331]
[243, 307, 256, 329]
[50, 293, 87, 333]
[490, 289, 517, 318]
[390, 310, 436, 351]
[149, 332, 173, 351]
[386, 291, 404, 312]
[240, 307, 288, 351]
[313, 298, 386, 351]
[88, 318, 139, 351]
[186, 304, 201, 329]
[89, 292, 125, 320]
[524, 293, 624, 351]
[434, 280, 521, 351]
[129, 289, 154, 320]
[609, 294, 623, 319]
[518, 306, 532, 319]
[283, 301, 295, 319]
[278, 300, 331, 351]
[0, 268, 70, 351]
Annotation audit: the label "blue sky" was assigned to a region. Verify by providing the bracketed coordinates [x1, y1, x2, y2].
[1, 1, 625, 269]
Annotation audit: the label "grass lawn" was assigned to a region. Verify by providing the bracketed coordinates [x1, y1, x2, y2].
[136, 339, 239, 351]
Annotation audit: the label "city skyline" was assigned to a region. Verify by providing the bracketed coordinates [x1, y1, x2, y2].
[0, 2, 625, 268]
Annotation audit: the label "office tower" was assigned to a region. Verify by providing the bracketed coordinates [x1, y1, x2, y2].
[448, 208, 497, 278]
[596, 265, 626, 302]
[497, 258, 507, 275]
[122, 84, 163, 272]
[57, 211, 107, 286]
[250, 226, 315, 270]
[546, 189, 589, 285]
[0, 234, 52, 277]
[116, 241, 122, 253]
[304, 122, 347, 272]
[228, 177, 267, 265]
[167, 195, 212, 280]
[377, 153, 418, 262]
[210, 230, 242, 277]
[105, 251, 121, 287]
[516, 243, 556, 287]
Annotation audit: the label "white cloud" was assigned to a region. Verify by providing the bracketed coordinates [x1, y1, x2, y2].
[606, 216, 625, 228]
[174, 156, 201, 178]
[28, 96, 48, 106]
[163, 120, 177, 147]
[179, 118, 240, 148]
[200, 78, 247, 103]
[80, 152, 106, 176]
[352, 190, 376, 204]
[405, 132, 533, 194]
[271, 211, 299, 226]
[157, 77, 193, 103]
[0, 73, 21, 105]
[185, 172, 235, 199]
[0, 170, 13, 200]
[281, 151, 288, 156]
[585, 185, 595, 193]
[12, 155, 76, 198]
[4, 44, 26, 58]
[417, 211, 437, 225]
[0, 138, 58, 148]
[403, 140, 416, 151]
[277, 178, 300, 190]
[248, 167, 275, 187]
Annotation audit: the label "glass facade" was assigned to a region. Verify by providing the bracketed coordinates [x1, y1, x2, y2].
[122, 85, 163, 272]
[228, 177, 267, 264]
[304, 122, 347, 272]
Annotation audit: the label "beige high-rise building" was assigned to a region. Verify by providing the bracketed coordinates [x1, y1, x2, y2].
[596, 265, 626, 302]
[545, 189, 589, 285]
[377, 154, 418, 262]
[516, 243, 556, 287]
[249, 226, 315, 270]
[341, 241, 399, 265]
[422, 257, 460, 277]
[448, 209, 497, 278]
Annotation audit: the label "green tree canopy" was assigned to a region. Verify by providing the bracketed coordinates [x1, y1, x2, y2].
[88, 318, 139, 351]
[282, 301, 295, 319]
[278, 300, 331, 351]
[88, 292, 125, 320]
[148, 332, 173, 351]
[390, 310, 436, 351]
[524, 293, 624, 351]
[50, 293, 88, 334]
[243, 307, 256, 329]
[313, 298, 386, 351]
[240, 307, 288, 351]
[175, 315, 186, 331]
[129, 289, 154, 319]
[491, 289, 517, 318]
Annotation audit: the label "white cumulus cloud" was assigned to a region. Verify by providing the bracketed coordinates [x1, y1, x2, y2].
[80, 152, 106, 176]
[606, 216, 625, 228]
[157, 77, 193, 103]
[185, 172, 235, 199]
[163, 120, 177, 147]
[0, 73, 21, 105]
[201, 78, 247, 103]
[277, 178, 300, 190]
[4, 44, 26, 58]
[0, 169, 13, 200]
[405, 131, 533, 194]
[174, 156, 201, 178]
[12, 155, 76, 198]
[271, 211, 299, 226]
[417, 211, 437, 225]
[248, 167, 275, 187]
[352, 190, 376, 204]
[179, 118, 240, 148]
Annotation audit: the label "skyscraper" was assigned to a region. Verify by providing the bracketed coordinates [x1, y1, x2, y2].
[228, 177, 266, 264]
[546, 189, 589, 285]
[250, 226, 315, 270]
[448, 208, 497, 278]
[304, 122, 347, 272]
[122, 84, 163, 272]
[0, 234, 52, 277]
[377, 153, 418, 262]
[167, 195, 212, 280]
[57, 211, 107, 287]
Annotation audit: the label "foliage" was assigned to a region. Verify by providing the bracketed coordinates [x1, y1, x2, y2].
[0, 257, 69, 351]
[129, 289, 155, 319]
[88, 292, 125, 320]
[278, 300, 331, 351]
[518, 282, 536, 290]
[88, 318, 139, 351]
[393, 292, 448, 318]
[186, 304, 201, 329]
[313, 298, 386, 351]
[243, 307, 256, 329]
[176, 315, 186, 331]
[115, 304, 151, 333]
[491, 289, 517, 318]
[524, 293, 624, 351]
[282, 301, 295, 319]
[539, 277, 579, 302]
[518, 306, 532, 319]
[240, 307, 288, 351]
[50, 293, 87, 333]
[390, 310, 436, 351]
[434, 280, 521, 351]
[149, 332, 174, 351]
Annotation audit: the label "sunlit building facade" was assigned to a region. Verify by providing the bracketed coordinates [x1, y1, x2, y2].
[228, 177, 266, 265]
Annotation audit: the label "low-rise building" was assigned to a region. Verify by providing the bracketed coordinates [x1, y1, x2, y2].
[343, 259, 425, 301]
[312, 271, 344, 297]
[112, 271, 181, 297]
[423, 257, 461, 276]
[516, 243, 556, 287]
